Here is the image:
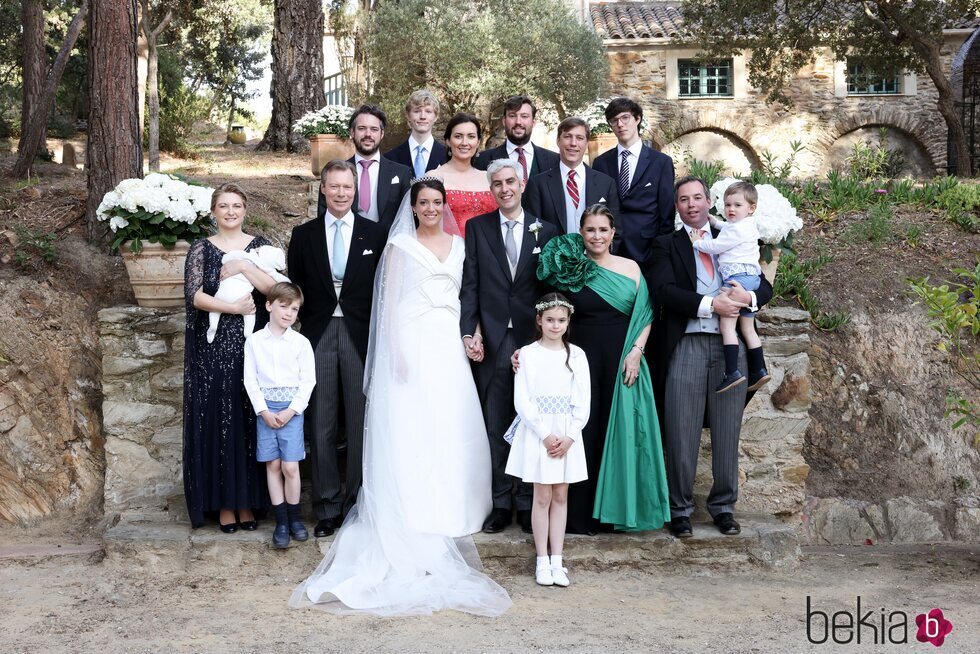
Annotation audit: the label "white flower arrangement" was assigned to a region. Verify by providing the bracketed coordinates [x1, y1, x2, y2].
[708, 178, 802, 245]
[292, 105, 355, 139]
[528, 219, 543, 242]
[96, 173, 215, 253]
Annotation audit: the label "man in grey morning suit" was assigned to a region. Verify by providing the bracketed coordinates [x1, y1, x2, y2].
[648, 176, 772, 539]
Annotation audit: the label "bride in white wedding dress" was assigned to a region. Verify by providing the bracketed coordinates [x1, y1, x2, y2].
[290, 177, 511, 617]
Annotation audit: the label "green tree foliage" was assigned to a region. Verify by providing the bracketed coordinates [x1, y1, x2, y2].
[0, 1, 21, 136]
[682, 0, 979, 175]
[365, 0, 607, 130]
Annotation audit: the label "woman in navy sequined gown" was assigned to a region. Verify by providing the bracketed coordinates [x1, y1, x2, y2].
[182, 183, 277, 530]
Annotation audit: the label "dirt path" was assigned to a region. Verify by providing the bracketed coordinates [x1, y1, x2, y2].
[2, 543, 978, 653]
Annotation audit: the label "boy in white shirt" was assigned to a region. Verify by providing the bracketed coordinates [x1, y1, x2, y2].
[244, 282, 317, 548]
[692, 181, 771, 393]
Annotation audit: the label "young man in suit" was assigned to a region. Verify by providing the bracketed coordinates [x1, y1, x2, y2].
[648, 176, 772, 540]
[316, 104, 411, 235]
[383, 90, 448, 177]
[474, 95, 560, 179]
[460, 159, 560, 534]
[592, 97, 676, 270]
[287, 159, 386, 538]
[523, 117, 620, 235]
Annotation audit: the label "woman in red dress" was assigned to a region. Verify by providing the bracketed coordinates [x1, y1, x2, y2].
[433, 113, 497, 237]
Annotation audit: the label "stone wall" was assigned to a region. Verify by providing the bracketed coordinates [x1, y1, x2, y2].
[100, 306, 186, 523]
[606, 35, 971, 176]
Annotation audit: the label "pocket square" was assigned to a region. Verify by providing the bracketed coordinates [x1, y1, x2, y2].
[390, 176, 399, 184]
[644, 182, 652, 187]
[362, 249, 374, 255]
[598, 197, 606, 202]
[532, 246, 541, 254]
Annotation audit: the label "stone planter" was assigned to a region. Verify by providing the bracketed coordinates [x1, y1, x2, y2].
[310, 133, 355, 177]
[759, 248, 781, 283]
[587, 133, 618, 163]
[120, 240, 191, 308]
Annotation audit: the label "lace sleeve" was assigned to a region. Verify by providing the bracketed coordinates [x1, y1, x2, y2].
[184, 239, 207, 320]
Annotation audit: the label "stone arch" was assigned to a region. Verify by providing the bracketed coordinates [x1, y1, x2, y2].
[662, 128, 762, 177]
[814, 107, 941, 176]
[654, 111, 762, 175]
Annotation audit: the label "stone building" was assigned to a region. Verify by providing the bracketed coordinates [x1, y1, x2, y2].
[589, 1, 980, 177]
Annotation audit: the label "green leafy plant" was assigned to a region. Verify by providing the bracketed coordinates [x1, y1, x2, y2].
[848, 203, 893, 245]
[908, 265, 980, 431]
[904, 225, 922, 247]
[845, 129, 906, 180]
[686, 155, 725, 188]
[773, 252, 850, 332]
[12, 226, 58, 270]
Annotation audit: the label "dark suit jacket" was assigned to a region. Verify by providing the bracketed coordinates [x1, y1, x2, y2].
[522, 164, 620, 234]
[648, 226, 773, 408]
[286, 213, 385, 359]
[473, 142, 561, 177]
[316, 157, 412, 235]
[593, 143, 675, 267]
[384, 139, 448, 173]
[459, 210, 559, 395]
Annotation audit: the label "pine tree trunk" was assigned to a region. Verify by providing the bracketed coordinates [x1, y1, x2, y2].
[12, 2, 89, 178]
[18, 0, 47, 158]
[137, 31, 148, 137]
[86, 0, 143, 242]
[257, 0, 326, 152]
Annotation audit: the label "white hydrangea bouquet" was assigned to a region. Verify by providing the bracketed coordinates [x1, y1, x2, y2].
[709, 177, 803, 262]
[97, 173, 215, 253]
[292, 104, 355, 139]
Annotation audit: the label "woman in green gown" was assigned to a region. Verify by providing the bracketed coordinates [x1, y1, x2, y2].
[536, 205, 669, 533]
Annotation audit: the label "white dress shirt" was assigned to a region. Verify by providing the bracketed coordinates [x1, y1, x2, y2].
[617, 139, 643, 191]
[687, 224, 758, 317]
[326, 210, 354, 316]
[243, 325, 317, 415]
[558, 161, 587, 234]
[408, 134, 434, 171]
[691, 216, 762, 278]
[354, 151, 381, 223]
[506, 140, 535, 177]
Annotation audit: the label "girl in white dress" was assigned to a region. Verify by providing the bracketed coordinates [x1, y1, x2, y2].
[506, 293, 590, 587]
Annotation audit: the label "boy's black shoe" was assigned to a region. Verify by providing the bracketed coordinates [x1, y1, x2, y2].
[272, 524, 290, 548]
[290, 521, 309, 542]
[669, 516, 693, 539]
[715, 370, 746, 393]
[747, 368, 772, 392]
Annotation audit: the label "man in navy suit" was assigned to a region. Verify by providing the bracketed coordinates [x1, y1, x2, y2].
[316, 104, 411, 235]
[383, 89, 448, 177]
[474, 95, 560, 179]
[522, 117, 619, 234]
[592, 97, 675, 270]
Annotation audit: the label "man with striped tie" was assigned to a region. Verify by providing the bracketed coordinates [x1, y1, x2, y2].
[592, 98, 676, 272]
[523, 117, 619, 236]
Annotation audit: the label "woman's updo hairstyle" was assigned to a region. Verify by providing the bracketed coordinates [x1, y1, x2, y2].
[410, 177, 447, 205]
[580, 203, 615, 230]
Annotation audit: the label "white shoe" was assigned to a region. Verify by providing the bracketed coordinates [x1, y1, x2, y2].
[551, 566, 570, 587]
[535, 566, 554, 586]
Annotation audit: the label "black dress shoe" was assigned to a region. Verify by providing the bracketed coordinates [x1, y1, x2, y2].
[219, 521, 238, 534]
[713, 512, 741, 535]
[482, 508, 512, 534]
[669, 516, 693, 539]
[314, 518, 337, 538]
[272, 524, 290, 549]
[715, 370, 746, 393]
[239, 520, 258, 531]
[747, 368, 772, 392]
[517, 510, 532, 534]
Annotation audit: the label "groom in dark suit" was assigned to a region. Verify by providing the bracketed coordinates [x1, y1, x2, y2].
[288, 159, 386, 538]
[523, 117, 620, 235]
[473, 95, 560, 179]
[592, 97, 675, 270]
[460, 159, 559, 533]
[316, 104, 411, 235]
[648, 176, 772, 540]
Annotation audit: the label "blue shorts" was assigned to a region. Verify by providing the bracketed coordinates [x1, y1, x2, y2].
[256, 400, 306, 462]
[723, 273, 760, 317]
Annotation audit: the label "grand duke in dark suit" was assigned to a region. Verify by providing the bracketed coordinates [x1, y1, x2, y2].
[460, 159, 560, 533]
[649, 176, 772, 539]
[288, 160, 386, 538]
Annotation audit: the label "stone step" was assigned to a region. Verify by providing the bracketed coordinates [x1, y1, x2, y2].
[104, 513, 800, 573]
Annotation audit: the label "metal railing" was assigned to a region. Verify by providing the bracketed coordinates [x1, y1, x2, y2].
[325, 72, 347, 106]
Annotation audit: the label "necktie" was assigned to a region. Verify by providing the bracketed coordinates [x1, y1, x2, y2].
[566, 169, 579, 209]
[358, 159, 374, 215]
[332, 218, 347, 281]
[413, 145, 426, 179]
[619, 149, 630, 197]
[504, 220, 518, 268]
[694, 229, 715, 279]
[516, 147, 528, 184]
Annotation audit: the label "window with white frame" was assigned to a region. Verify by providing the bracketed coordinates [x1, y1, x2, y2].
[678, 59, 734, 98]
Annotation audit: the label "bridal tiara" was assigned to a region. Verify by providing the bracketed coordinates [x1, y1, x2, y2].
[410, 174, 445, 185]
[535, 299, 575, 314]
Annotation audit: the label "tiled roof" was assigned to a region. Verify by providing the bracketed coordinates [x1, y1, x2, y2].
[590, 2, 980, 40]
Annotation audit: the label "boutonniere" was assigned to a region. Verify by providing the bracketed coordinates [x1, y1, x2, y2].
[528, 220, 543, 243]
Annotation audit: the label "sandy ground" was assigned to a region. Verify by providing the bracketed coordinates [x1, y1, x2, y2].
[1, 539, 978, 654]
